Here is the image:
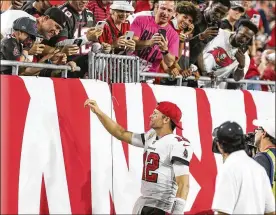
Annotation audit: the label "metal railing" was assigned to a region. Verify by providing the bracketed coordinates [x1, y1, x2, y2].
[1, 60, 80, 78]
[140, 72, 276, 91]
[1, 56, 275, 92]
[88, 52, 140, 83]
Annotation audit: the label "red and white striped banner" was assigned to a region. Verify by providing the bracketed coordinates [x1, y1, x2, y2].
[1, 76, 275, 214]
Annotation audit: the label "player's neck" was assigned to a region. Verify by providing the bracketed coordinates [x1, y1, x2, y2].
[222, 153, 229, 163]
[155, 128, 173, 139]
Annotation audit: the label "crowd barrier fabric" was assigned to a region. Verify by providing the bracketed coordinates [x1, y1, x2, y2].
[1, 75, 275, 214]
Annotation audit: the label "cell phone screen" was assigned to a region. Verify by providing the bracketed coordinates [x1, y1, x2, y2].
[73, 39, 82, 46]
[158, 29, 167, 39]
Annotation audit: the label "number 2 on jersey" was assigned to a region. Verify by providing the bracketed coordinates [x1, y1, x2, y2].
[142, 152, 160, 183]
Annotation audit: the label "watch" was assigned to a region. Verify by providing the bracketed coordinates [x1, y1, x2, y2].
[161, 50, 169, 55]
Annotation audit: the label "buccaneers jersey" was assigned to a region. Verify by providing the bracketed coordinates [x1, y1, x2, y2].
[131, 129, 193, 213]
[46, 2, 95, 55]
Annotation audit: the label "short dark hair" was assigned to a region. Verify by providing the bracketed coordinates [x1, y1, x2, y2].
[176, 1, 202, 25]
[237, 19, 259, 34]
[170, 120, 176, 131]
[219, 137, 246, 154]
[212, 0, 231, 9]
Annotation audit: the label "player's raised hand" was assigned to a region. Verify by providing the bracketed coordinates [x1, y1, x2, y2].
[84, 99, 101, 114]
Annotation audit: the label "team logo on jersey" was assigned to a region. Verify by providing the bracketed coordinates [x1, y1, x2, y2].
[147, 132, 155, 140]
[208, 47, 234, 68]
[87, 16, 93, 22]
[183, 148, 188, 159]
[13, 47, 20, 56]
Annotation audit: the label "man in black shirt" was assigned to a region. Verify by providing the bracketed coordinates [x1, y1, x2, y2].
[45, 0, 108, 78]
[190, 0, 231, 65]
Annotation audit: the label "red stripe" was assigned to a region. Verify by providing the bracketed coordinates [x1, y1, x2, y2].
[188, 89, 217, 214]
[112, 84, 129, 169]
[141, 84, 157, 131]
[243, 91, 257, 133]
[1, 75, 30, 214]
[52, 78, 92, 214]
[109, 192, 116, 215]
[40, 175, 49, 214]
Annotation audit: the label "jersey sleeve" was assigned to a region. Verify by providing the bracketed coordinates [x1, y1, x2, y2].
[131, 129, 155, 148]
[170, 136, 193, 166]
[131, 133, 145, 148]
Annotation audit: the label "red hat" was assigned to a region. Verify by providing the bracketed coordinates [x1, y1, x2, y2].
[156, 101, 183, 130]
[49, 0, 66, 6]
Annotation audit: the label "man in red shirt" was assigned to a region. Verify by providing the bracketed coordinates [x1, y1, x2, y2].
[86, 0, 112, 23]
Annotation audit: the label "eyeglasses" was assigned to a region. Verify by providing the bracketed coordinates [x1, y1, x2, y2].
[254, 127, 264, 133]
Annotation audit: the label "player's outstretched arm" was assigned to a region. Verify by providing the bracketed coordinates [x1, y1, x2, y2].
[84, 99, 133, 144]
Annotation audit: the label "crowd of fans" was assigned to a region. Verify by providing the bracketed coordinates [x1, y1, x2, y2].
[0, 0, 275, 91]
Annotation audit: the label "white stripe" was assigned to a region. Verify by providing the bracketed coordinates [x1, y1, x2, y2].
[81, 80, 113, 214]
[124, 83, 145, 212]
[205, 88, 247, 170]
[250, 91, 275, 121]
[19, 77, 71, 213]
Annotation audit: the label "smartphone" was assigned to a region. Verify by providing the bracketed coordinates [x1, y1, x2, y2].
[95, 21, 106, 29]
[251, 14, 260, 27]
[73, 39, 83, 46]
[158, 29, 167, 39]
[240, 45, 248, 54]
[125, 31, 134, 40]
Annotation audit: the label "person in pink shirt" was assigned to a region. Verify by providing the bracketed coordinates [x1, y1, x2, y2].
[130, 0, 179, 73]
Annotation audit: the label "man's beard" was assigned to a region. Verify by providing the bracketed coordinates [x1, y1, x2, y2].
[230, 35, 241, 48]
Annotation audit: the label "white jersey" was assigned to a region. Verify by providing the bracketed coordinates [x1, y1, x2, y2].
[131, 129, 193, 213]
[201, 29, 250, 78]
[127, 10, 154, 24]
[1, 10, 36, 37]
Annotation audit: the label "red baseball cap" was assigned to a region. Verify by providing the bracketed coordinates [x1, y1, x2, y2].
[49, 0, 66, 6]
[156, 101, 183, 130]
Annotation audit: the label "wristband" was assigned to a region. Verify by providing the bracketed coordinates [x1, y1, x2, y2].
[171, 198, 186, 215]
[161, 50, 169, 55]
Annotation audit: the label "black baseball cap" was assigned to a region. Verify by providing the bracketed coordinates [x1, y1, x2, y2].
[13, 17, 39, 40]
[44, 7, 67, 29]
[230, 1, 245, 13]
[213, 121, 244, 145]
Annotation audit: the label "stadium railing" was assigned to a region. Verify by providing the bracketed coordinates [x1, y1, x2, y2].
[1, 54, 275, 92]
[1, 60, 80, 78]
[88, 52, 140, 83]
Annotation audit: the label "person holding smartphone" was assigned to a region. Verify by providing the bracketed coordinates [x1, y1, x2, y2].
[130, 1, 179, 74]
[166, 1, 201, 79]
[198, 19, 258, 88]
[98, 1, 136, 54]
[189, 0, 231, 65]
